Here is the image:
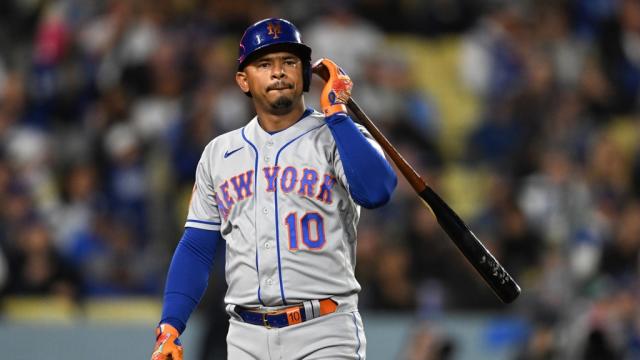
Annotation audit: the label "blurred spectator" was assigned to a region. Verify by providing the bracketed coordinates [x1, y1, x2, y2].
[466, 98, 528, 174]
[594, 0, 640, 114]
[400, 322, 456, 360]
[196, 40, 250, 133]
[354, 225, 384, 309]
[0, 158, 9, 291]
[1, 182, 36, 249]
[357, 48, 442, 167]
[518, 148, 593, 246]
[534, 2, 590, 90]
[586, 133, 631, 210]
[406, 196, 497, 310]
[405, 199, 451, 311]
[349, 51, 404, 127]
[303, 5, 383, 81]
[168, 83, 219, 187]
[459, 2, 530, 101]
[371, 244, 415, 310]
[130, 38, 182, 143]
[513, 321, 558, 360]
[571, 0, 619, 40]
[49, 161, 100, 253]
[67, 211, 158, 296]
[5, 220, 79, 300]
[0, 71, 27, 138]
[495, 198, 543, 281]
[538, 91, 594, 166]
[102, 123, 149, 239]
[563, 285, 640, 359]
[598, 201, 640, 281]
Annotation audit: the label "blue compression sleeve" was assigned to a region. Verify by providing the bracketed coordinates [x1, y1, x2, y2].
[160, 227, 220, 333]
[326, 113, 397, 208]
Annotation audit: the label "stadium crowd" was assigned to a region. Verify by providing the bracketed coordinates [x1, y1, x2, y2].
[0, 0, 639, 358]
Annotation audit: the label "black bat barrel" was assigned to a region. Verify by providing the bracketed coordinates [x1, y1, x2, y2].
[419, 186, 521, 303]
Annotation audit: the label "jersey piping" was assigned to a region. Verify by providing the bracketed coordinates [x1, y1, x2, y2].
[185, 219, 221, 231]
[241, 127, 265, 306]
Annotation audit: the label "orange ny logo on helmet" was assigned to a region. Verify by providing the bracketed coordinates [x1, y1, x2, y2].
[267, 22, 281, 39]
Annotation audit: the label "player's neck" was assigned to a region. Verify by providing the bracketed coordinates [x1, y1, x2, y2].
[256, 99, 307, 133]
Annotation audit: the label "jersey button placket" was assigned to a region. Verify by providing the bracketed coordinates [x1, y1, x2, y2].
[264, 141, 272, 163]
[257, 137, 279, 304]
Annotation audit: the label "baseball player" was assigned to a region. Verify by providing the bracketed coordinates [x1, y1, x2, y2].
[151, 17, 397, 360]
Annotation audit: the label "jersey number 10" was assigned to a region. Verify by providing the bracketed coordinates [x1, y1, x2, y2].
[285, 212, 326, 250]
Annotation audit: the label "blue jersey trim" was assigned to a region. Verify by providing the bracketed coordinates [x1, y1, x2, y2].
[273, 122, 327, 305]
[241, 127, 265, 306]
[186, 219, 221, 225]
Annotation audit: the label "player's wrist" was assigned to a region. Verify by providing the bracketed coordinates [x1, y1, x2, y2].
[156, 323, 181, 337]
[323, 104, 348, 116]
[159, 317, 186, 335]
[324, 112, 350, 126]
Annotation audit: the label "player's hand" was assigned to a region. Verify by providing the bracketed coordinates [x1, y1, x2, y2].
[151, 323, 183, 360]
[312, 58, 353, 116]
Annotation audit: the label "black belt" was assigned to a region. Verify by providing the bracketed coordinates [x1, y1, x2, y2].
[235, 299, 337, 328]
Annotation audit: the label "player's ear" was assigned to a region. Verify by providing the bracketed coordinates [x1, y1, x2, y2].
[236, 71, 250, 93]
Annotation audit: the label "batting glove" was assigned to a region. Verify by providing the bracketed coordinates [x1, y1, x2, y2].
[151, 323, 183, 360]
[313, 58, 353, 116]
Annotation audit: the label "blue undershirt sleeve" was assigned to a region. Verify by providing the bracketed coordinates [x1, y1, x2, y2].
[160, 227, 220, 333]
[326, 112, 397, 208]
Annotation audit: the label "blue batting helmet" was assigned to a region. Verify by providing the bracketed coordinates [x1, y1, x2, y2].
[238, 18, 312, 92]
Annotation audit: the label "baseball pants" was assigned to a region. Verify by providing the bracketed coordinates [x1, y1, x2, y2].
[227, 311, 366, 359]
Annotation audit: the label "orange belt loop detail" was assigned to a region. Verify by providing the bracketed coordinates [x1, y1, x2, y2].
[319, 299, 337, 316]
[285, 307, 303, 325]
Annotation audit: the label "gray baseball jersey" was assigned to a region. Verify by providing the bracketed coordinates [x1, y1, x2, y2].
[185, 109, 383, 309]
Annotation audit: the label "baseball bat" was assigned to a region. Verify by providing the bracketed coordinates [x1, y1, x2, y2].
[313, 62, 521, 303]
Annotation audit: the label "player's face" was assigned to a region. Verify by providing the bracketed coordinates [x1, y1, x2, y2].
[236, 51, 304, 115]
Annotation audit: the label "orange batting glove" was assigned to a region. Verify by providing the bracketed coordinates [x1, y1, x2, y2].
[314, 58, 353, 116]
[151, 324, 183, 360]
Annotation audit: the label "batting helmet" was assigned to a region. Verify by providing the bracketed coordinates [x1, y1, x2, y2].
[238, 18, 312, 92]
